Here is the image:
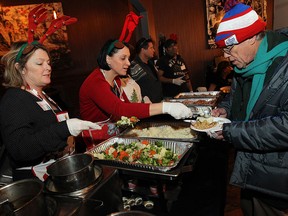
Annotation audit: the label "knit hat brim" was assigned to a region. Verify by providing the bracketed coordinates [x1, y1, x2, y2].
[215, 3, 266, 48]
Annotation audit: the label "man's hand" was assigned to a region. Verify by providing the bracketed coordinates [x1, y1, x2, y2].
[211, 108, 227, 118]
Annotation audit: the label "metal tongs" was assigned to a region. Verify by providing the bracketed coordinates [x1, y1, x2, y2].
[203, 109, 211, 118]
[198, 107, 212, 118]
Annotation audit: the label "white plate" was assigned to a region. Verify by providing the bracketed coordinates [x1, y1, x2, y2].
[190, 117, 231, 132]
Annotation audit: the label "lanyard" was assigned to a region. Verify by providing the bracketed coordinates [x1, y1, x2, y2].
[29, 88, 62, 115]
[113, 80, 125, 101]
[100, 69, 124, 101]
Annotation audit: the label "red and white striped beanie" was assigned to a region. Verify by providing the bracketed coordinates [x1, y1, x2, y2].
[215, 2, 266, 48]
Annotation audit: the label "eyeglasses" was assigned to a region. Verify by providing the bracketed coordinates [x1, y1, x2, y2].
[222, 45, 234, 55]
[16, 41, 39, 62]
[114, 41, 125, 49]
[107, 40, 125, 54]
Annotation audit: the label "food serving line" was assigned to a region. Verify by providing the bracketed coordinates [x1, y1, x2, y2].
[87, 123, 198, 215]
[0, 91, 226, 216]
[83, 90, 223, 214]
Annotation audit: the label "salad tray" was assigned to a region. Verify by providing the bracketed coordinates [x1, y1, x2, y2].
[119, 121, 198, 142]
[88, 137, 193, 172]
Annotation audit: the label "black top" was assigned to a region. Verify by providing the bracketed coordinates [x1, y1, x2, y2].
[0, 88, 70, 169]
[156, 54, 190, 97]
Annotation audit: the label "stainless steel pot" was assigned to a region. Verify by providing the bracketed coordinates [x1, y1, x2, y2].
[77, 198, 104, 215]
[47, 153, 97, 192]
[0, 179, 46, 216]
[108, 211, 155, 216]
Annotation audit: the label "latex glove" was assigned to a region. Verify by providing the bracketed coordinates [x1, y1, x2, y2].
[162, 102, 193, 119]
[172, 76, 185, 86]
[66, 118, 102, 136]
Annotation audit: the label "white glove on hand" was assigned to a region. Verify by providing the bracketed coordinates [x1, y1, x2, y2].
[162, 102, 193, 119]
[172, 76, 185, 86]
[66, 118, 102, 136]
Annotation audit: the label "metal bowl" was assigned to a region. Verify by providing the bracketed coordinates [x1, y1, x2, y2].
[0, 179, 46, 216]
[47, 153, 97, 192]
[108, 210, 155, 216]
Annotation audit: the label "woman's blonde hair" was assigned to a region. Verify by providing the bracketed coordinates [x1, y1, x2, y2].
[1, 42, 50, 88]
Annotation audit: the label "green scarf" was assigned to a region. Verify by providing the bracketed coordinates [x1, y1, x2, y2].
[234, 36, 288, 121]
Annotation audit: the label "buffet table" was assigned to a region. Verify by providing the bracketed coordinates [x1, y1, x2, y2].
[73, 91, 230, 215]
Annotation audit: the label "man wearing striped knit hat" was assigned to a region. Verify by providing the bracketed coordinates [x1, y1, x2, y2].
[209, 0, 288, 215]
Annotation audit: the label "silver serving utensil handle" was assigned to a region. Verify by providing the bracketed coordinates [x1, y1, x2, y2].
[203, 109, 211, 118]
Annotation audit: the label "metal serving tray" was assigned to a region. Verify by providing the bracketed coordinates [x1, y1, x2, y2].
[120, 121, 198, 142]
[88, 137, 193, 172]
[168, 97, 218, 107]
[174, 91, 220, 99]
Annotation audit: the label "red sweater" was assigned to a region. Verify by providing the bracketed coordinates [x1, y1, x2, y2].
[79, 68, 150, 122]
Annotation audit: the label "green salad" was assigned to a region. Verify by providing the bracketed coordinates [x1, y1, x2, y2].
[116, 116, 139, 128]
[93, 140, 179, 167]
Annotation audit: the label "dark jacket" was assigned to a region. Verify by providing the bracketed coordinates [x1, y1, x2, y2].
[219, 31, 288, 200]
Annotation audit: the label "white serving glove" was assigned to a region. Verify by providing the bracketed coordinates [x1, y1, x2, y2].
[66, 118, 102, 136]
[172, 76, 185, 86]
[162, 102, 193, 119]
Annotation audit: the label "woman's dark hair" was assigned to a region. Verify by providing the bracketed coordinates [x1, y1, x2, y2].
[135, 38, 153, 54]
[97, 39, 130, 70]
[216, 61, 230, 77]
[164, 39, 177, 49]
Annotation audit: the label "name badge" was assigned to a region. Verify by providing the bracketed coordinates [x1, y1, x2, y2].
[37, 101, 50, 111]
[56, 111, 69, 122]
[181, 65, 186, 70]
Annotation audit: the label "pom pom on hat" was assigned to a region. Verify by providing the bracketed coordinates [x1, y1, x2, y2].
[215, 2, 266, 48]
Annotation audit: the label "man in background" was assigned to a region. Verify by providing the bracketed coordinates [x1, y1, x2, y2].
[130, 38, 163, 103]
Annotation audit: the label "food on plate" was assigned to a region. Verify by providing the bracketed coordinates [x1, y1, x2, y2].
[192, 117, 218, 130]
[92, 140, 179, 166]
[116, 116, 139, 128]
[126, 125, 195, 139]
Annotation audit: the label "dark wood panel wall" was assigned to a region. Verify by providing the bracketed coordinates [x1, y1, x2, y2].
[1, 0, 131, 76]
[0, 0, 274, 116]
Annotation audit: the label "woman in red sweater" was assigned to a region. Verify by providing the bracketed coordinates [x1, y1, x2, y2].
[79, 39, 192, 122]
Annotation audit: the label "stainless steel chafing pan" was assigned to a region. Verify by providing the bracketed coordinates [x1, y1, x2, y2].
[119, 121, 198, 142]
[167, 97, 218, 107]
[174, 91, 220, 99]
[88, 137, 193, 172]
